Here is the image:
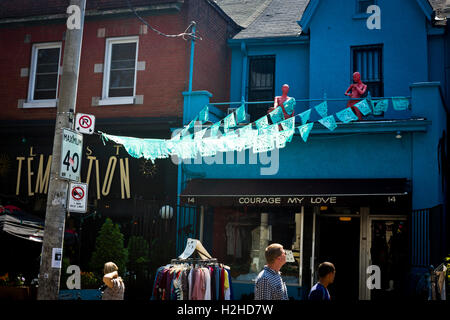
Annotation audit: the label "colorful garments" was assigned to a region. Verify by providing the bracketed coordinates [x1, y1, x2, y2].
[151, 264, 233, 300]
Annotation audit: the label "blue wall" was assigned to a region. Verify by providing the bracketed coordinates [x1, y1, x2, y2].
[230, 43, 310, 114]
[307, 0, 430, 118]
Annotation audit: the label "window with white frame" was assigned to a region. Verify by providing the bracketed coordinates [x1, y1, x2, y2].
[100, 37, 138, 105]
[25, 42, 62, 108]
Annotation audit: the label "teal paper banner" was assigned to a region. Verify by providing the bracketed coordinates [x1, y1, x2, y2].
[236, 104, 246, 123]
[314, 101, 328, 118]
[297, 123, 314, 142]
[269, 106, 285, 124]
[299, 109, 312, 125]
[255, 115, 269, 130]
[336, 108, 358, 123]
[354, 99, 372, 116]
[209, 121, 221, 137]
[224, 112, 236, 133]
[373, 99, 389, 115]
[279, 117, 296, 131]
[283, 98, 296, 115]
[319, 115, 337, 131]
[199, 106, 209, 123]
[392, 97, 409, 110]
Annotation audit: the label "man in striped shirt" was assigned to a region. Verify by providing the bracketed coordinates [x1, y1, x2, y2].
[254, 243, 288, 300]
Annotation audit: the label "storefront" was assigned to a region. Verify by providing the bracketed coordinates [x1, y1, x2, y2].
[0, 120, 179, 273]
[180, 178, 411, 300]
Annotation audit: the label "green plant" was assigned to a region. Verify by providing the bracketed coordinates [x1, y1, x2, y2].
[89, 218, 128, 280]
[127, 236, 150, 277]
[0, 273, 9, 286]
[81, 272, 100, 289]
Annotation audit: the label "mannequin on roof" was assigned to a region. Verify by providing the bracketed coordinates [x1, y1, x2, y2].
[268, 84, 294, 119]
[344, 72, 367, 120]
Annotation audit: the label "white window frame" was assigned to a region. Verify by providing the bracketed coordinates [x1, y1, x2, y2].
[24, 42, 62, 108]
[99, 36, 139, 106]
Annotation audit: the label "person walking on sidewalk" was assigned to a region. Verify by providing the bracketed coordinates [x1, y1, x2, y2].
[254, 243, 288, 300]
[102, 262, 125, 300]
[308, 262, 335, 301]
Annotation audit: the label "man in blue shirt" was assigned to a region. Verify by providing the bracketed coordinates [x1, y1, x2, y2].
[254, 243, 289, 300]
[308, 262, 336, 301]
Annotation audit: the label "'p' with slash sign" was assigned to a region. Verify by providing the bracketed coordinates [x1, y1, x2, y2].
[75, 113, 96, 135]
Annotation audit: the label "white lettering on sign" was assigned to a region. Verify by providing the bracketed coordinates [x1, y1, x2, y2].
[366, 5, 381, 30]
[238, 197, 281, 204]
[60, 129, 83, 181]
[287, 197, 304, 204]
[66, 265, 81, 290]
[309, 197, 337, 204]
[367, 265, 381, 290]
[66, 5, 81, 30]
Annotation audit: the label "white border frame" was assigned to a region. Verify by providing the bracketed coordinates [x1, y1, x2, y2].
[99, 36, 139, 106]
[24, 42, 62, 108]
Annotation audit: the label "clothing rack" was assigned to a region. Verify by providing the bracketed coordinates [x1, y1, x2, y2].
[171, 257, 218, 265]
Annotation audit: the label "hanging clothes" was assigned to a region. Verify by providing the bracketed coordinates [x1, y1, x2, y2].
[151, 261, 233, 301]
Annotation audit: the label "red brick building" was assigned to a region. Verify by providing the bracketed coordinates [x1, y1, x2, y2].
[0, 0, 240, 277]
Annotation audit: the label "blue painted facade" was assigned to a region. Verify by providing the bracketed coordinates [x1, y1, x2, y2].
[178, 0, 448, 300]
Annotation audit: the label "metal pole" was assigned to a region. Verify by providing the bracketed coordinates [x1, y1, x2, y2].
[199, 205, 204, 243]
[188, 21, 196, 94]
[37, 0, 86, 300]
[310, 209, 316, 288]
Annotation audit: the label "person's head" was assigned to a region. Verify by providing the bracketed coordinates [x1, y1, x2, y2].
[265, 243, 286, 269]
[104, 262, 119, 275]
[353, 72, 361, 83]
[281, 84, 290, 95]
[317, 262, 336, 286]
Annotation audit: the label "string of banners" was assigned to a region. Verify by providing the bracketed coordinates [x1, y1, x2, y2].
[101, 96, 410, 162]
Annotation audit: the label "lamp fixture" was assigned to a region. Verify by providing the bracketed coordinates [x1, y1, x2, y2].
[395, 131, 402, 139]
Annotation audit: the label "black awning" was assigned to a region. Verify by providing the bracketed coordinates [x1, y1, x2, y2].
[180, 179, 411, 207]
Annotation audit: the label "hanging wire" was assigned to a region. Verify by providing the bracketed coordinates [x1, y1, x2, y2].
[125, 0, 202, 41]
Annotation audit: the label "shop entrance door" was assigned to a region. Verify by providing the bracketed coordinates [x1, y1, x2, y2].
[317, 215, 360, 300]
[368, 217, 408, 300]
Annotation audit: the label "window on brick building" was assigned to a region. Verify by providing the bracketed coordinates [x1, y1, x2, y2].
[351, 45, 383, 97]
[247, 56, 275, 122]
[356, 0, 376, 13]
[25, 42, 61, 108]
[100, 36, 138, 105]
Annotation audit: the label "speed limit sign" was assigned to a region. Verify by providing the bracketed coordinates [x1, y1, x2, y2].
[60, 128, 83, 181]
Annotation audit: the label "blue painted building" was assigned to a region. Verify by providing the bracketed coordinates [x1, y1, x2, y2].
[178, 0, 449, 300]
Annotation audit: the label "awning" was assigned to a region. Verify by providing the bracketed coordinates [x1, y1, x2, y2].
[180, 179, 411, 207]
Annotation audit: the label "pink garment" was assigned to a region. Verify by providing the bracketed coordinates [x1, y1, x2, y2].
[191, 268, 205, 300]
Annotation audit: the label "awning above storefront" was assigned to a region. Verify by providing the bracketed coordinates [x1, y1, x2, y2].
[180, 178, 411, 208]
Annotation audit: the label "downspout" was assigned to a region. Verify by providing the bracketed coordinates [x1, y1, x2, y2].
[177, 22, 197, 253]
[241, 41, 248, 109]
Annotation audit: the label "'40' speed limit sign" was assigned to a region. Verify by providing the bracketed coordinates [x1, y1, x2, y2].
[60, 128, 83, 181]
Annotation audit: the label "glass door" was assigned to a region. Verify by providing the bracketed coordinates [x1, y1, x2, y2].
[368, 217, 408, 300]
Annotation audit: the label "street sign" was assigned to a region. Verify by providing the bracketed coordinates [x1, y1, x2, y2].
[60, 128, 83, 181]
[68, 182, 88, 213]
[75, 113, 95, 134]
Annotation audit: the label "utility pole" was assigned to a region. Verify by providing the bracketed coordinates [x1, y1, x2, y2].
[37, 0, 86, 300]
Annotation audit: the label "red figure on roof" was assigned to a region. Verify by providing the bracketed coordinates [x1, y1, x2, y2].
[345, 72, 367, 120]
[268, 84, 294, 121]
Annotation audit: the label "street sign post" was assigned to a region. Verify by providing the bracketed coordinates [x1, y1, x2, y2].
[68, 182, 88, 213]
[60, 128, 83, 181]
[75, 113, 95, 134]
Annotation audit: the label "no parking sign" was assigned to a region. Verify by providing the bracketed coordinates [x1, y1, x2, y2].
[68, 182, 88, 213]
[75, 113, 95, 134]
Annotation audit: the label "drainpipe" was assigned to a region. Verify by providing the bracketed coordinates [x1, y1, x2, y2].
[241, 41, 248, 107]
[177, 22, 197, 254]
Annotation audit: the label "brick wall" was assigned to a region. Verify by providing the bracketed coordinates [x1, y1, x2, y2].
[0, 0, 237, 122]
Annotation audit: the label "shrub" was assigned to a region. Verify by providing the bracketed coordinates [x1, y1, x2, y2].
[89, 218, 128, 279]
